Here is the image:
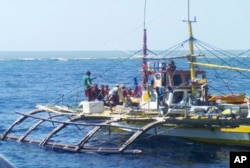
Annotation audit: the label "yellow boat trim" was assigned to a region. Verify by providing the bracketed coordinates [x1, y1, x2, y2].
[162, 124, 250, 133]
[187, 137, 250, 146]
[220, 125, 250, 133]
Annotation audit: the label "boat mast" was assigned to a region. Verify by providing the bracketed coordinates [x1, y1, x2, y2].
[142, 0, 148, 89]
[183, 0, 197, 94]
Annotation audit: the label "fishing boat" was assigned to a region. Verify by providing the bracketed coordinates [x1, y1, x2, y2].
[1, 0, 250, 154]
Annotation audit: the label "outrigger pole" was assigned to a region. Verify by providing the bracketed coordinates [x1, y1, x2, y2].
[183, 0, 197, 94]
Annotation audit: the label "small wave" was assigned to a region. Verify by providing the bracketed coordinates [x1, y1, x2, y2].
[50, 58, 68, 61]
[0, 51, 139, 62]
[0, 57, 131, 62]
[18, 58, 39, 61]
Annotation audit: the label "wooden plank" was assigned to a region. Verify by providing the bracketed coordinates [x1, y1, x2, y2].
[36, 105, 77, 116]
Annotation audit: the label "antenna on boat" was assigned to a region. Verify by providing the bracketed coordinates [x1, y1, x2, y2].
[143, 0, 147, 57]
[182, 0, 197, 94]
[142, 0, 148, 89]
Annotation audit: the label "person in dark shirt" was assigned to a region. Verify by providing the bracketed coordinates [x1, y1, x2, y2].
[91, 84, 102, 101]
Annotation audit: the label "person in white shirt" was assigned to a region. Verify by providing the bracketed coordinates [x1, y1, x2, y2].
[107, 84, 120, 105]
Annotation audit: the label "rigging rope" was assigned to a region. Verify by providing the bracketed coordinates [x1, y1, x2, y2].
[192, 40, 232, 94]
[194, 39, 250, 79]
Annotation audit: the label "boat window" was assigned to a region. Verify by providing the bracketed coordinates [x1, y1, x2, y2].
[155, 73, 161, 80]
[173, 74, 182, 86]
[173, 91, 184, 104]
[185, 75, 191, 85]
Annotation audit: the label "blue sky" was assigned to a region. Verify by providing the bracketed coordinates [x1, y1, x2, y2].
[0, 0, 249, 51]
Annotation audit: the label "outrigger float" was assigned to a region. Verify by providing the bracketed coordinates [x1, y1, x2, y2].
[1, 0, 250, 154]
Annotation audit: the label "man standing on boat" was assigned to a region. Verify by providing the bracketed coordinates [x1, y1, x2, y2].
[83, 71, 95, 101]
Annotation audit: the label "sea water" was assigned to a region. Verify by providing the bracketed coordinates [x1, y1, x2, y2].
[0, 51, 250, 168]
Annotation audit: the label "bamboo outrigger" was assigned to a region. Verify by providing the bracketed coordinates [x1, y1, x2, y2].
[0, 108, 145, 154]
[1, 103, 250, 154]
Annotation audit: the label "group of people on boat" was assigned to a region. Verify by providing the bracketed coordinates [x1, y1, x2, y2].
[83, 71, 135, 107]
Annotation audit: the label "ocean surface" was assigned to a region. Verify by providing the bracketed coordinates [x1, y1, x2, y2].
[0, 50, 250, 168]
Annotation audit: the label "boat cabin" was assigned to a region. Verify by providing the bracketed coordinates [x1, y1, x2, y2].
[141, 60, 208, 110]
[153, 70, 206, 88]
